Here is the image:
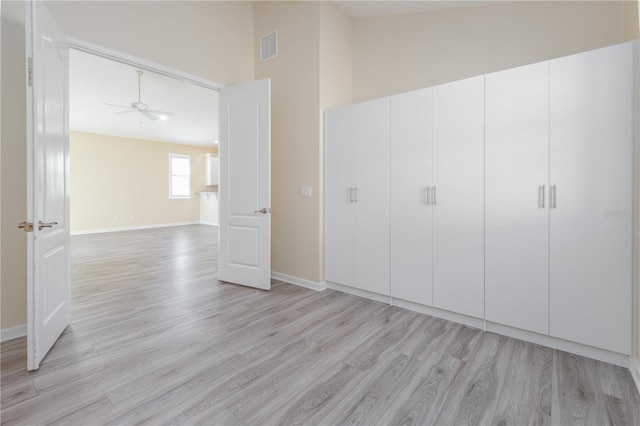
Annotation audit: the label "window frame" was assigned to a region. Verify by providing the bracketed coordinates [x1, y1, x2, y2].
[169, 153, 192, 199]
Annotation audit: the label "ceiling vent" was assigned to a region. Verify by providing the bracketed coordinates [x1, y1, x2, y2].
[260, 31, 278, 62]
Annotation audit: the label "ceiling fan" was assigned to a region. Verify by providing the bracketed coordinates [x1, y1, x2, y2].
[105, 70, 175, 121]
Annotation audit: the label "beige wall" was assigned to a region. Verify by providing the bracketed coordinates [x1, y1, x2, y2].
[70, 132, 215, 233]
[352, 1, 627, 102]
[46, 1, 255, 85]
[253, 1, 351, 284]
[0, 1, 253, 330]
[1, 1, 28, 329]
[625, 0, 640, 40]
[254, 1, 322, 283]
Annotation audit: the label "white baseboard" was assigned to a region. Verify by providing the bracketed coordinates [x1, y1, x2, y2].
[199, 221, 218, 226]
[327, 281, 390, 304]
[631, 357, 640, 396]
[391, 297, 485, 330]
[1, 324, 27, 342]
[71, 221, 200, 235]
[487, 321, 628, 367]
[271, 272, 326, 292]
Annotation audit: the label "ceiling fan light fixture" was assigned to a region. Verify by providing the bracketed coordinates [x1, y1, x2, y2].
[159, 115, 168, 121]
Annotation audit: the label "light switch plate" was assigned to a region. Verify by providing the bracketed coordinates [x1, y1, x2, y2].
[300, 186, 312, 197]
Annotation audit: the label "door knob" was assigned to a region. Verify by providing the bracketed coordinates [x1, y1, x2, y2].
[38, 220, 58, 230]
[18, 221, 34, 232]
[254, 208, 270, 214]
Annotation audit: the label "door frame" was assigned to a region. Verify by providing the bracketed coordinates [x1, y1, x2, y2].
[27, 35, 227, 361]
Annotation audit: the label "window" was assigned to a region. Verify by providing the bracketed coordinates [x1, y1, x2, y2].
[169, 154, 191, 199]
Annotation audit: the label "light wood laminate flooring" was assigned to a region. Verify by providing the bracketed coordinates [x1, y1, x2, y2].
[2, 225, 639, 425]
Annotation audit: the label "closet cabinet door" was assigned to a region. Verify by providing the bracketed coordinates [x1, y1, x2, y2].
[432, 76, 485, 319]
[549, 43, 633, 354]
[355, 98, 391, 296]
[325, 105, 356, 287]
[485, 62, 550, 334]
[390, 88, 433, 306]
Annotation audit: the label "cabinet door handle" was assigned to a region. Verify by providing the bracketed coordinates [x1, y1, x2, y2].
[354, 187, 359, 203]
[538, 185, 545, 208]
[349, 187, 354, 203]
[550, 185, 557, 209]
[432, 186, 437, 205]
[424, 187, 430, 205]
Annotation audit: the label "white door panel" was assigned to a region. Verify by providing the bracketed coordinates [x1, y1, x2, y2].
[219, 79, 271, 290]
[355, 98, 390, 296]
[27, 0, 71, 370]
[390, 88, 433, 306]
[324, 106, 357, 287]
[485, 62, 550, 334]
[432, 76, 485, 319]
[549, 43, 633, 354]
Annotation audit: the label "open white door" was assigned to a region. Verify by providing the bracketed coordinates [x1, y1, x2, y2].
[219, 79, 271, 290]
[25, 0, 70, 370]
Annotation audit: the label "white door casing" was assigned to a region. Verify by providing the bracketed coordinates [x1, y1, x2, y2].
[26, 0, 71, 370]
[219, 79, 271, 290]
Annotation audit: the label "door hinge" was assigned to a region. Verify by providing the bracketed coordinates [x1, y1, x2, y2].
[27, 57, 33, 87]
[18, 221, 34, 232]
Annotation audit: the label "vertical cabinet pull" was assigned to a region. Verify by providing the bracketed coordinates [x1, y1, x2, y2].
[354, 187, 359, 203]
[538, 185, 545, 208]
[433, 186, 437, 205]
[550, 185, 557, 209]
[424, 187, 430, 205]
[349, 187, 354, 203]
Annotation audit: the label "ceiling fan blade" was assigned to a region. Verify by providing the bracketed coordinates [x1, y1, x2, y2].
[146, 109, 174, 117]
[104, 102, 133, 110]
[141, 110, 159, 121]
[113, 110, 136, 115]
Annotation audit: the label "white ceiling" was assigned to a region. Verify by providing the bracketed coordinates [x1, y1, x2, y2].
[70, 49, 219, 147]
[335, 0, 508, 19]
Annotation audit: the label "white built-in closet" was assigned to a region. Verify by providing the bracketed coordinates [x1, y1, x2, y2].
[324, 41, 637, 365]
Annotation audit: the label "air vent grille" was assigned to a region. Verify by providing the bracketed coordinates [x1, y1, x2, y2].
[260, 31, 278, 62]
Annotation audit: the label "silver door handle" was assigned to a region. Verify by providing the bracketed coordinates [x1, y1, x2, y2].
[432, 186, 437, 205]
[550, 185, 557, 209]
[349, 187, 354, 203]
[354, 187, 359, 203]
[424, 187, 429, 205]
[254, 208, 270, 214]
[38, 220, 58, 230]
[538, 185, 545, 208]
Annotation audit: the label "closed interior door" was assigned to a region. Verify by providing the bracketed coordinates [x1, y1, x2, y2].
[432, 76, 485, 319]
[355, 98, 390, 296]
[485, 62, 550, 334]
[324, 105, 357, 287]
[549, 43, 633, 354]
[390, 88, 433, 306]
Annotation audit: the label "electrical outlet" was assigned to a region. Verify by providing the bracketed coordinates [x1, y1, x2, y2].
[300, 186, 312, 197]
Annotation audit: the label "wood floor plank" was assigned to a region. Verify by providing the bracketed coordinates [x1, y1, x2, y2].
[551, 350, 610, 425]
[1, 225, 638, 425]
[379, 350, 466, 426]
[433, 332, 515, 425]
[498, 339, 553, 416]
[492, 398, 551, 426]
